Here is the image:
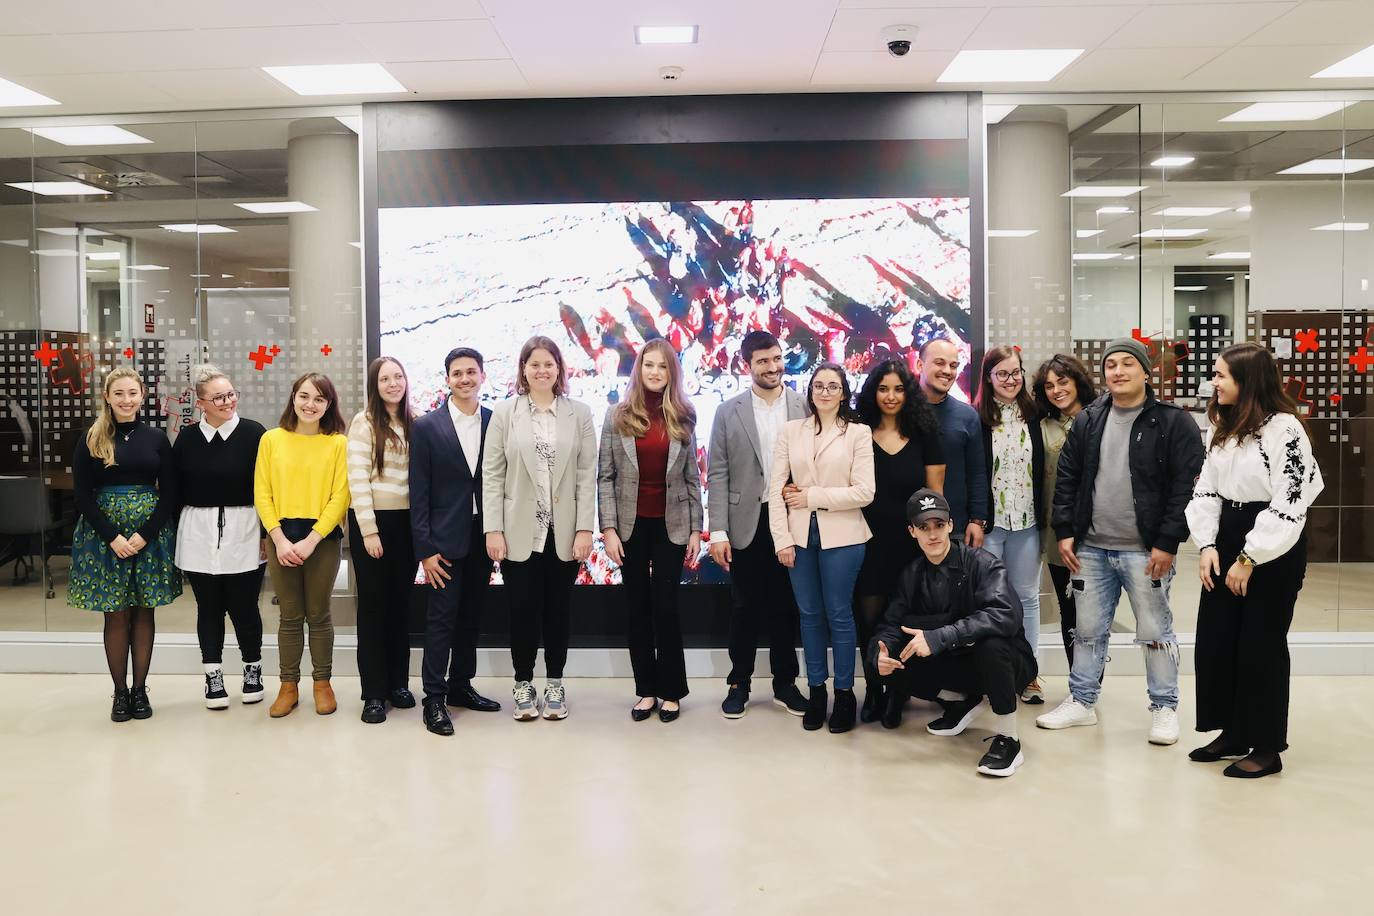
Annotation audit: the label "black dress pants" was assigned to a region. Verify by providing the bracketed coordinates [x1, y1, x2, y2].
[1195, 502, 1306, 753]
[725, 505, 800, 693]
[420, 517, 492, 702]
[503, 527, 579, 683]
[879, 635, 1036, 717]
[622, 515, 688, 700]
[187, 566, 265, 665]
[348, 509, 414, 701]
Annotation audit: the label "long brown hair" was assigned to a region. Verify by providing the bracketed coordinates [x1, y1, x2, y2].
[805, 363, 862, 432]
[279, 372, 347, 435]
[515, 335, 568, 397]
[365, 357, 413, 476]
[613, 338, 696, 441]
[975, 344, 1037, 428]
[1207, 342, 1300, 449]
[1032, 353, 1098, 419]
[86, 366, 145, 467]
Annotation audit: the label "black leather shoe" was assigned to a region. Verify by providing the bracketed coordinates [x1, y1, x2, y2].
[828, 688, 856, 733]
[130, 686, 153, 720]
[1189, 736, 1249, 762]
[860, 685, 884, 724]
[111, 688, 132, 723]
[631, 699, 657, 722]
[802, 685, 828, 731]
[1224, 753, 1283, 779]
[423, 700, 454, 736]
[388, 687, 417, 709]
[658, 703, 681, 723]
[361, 699, 387, 724]
[881, 689, 906, 730]
[447, 685, 501, 712]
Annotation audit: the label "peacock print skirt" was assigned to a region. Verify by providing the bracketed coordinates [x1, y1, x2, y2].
[68, 485, 182, 613]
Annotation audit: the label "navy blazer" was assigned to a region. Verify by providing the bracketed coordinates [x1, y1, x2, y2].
[409, 402, 491, 562]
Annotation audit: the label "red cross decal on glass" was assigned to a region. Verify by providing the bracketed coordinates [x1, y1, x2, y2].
[49, 346, 93, 395]
[320, 344, 332, 356]
[1330, 393, 1343, 405]
[123, 347, 134, 359]
[269, 344, 281, 357]
[33, 340, 60, 367]
[1351, 347, 1374, 374]
[249, 345, 273, 370]
[1295, 329, 1319, 353]
[1283, 377, 1313, 417]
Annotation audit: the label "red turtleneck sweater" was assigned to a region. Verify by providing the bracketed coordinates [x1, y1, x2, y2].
[635, 390, 670, 518]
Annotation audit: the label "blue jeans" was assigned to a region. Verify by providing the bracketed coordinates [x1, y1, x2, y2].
[787, 516, 865, 690]
[983, 525, 1043, 660]
[1068, 545, 1179, 710]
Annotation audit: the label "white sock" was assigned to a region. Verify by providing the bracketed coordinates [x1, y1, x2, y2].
[937, 689, 968, 702]
[204, 663, 222, 675]
[993, 711, 1018, 740]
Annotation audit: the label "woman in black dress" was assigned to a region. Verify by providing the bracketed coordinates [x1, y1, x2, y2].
[853, 359, 946, 723]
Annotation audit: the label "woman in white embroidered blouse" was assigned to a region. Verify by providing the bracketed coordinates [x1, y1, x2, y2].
[1185, 342, 1323, 779]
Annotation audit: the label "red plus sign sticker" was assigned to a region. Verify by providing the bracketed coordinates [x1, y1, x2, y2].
[248, 345, 272, 371]
[123, 347, 134, 358]
[320, 344, 332, 356]
[269, 344, 281, 357]
[1331, 393, 1343, 405]
[1350, 346, 1374, 374]
[33, 341, 59, 366]
[1295, 329, 1319, 353]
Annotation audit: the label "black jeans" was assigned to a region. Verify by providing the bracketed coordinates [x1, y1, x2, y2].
[1048, 563, 1076, 667]
[622, 515, 688, 701]
[879, 636, 1036, 717]
[725, 505, 800, 693]
[421, 517, 493, 702]
[503, 528, 579, 683]
[348, 509, 414, 701]
[187, 567, 265, 665]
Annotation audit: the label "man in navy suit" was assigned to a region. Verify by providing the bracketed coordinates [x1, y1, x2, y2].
[410, 347, 502, 736]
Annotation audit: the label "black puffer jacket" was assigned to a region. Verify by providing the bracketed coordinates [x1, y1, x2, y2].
[867, 542, 1033, 661]
[1052, 387, 1205, 555]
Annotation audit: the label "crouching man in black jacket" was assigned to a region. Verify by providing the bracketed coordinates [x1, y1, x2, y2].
[869, 488, 1037, 777]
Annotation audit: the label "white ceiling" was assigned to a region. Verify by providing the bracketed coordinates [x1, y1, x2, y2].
[2, 0, 1374, 116]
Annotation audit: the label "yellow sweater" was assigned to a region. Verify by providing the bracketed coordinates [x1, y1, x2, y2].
[254, 428, 351, 539]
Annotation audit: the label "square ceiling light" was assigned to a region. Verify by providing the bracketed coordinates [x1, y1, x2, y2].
[5, 181, 111, 196]
[1063, 186, 1146, 198]
[1312, 44, 1374, 78]
[1311, 222, 1369, 231]
[25, 125, 151, 146]
[235, 201, 317, 214]
[38, 227, 110, 237]
[1154, 207, 1230, 217]
[261, 64, 405, 96]
[1134, 228, 1209, 238]
[1096, 206, 1133, 214]
[1278, 158, 1374, 175]
[87, 251, 121, 261]
[635, 25, 698, 44]
[1222, 101, 1353, 122]
[1075, 229, 1103, 238]
[938, 49, 1083, 83]
[0, 77, 59, 107]
[161, 223, 236, 234]
[988, 229, 1037, 237]
[1151, 156, 1195, 167]
[1207, 251, 1251, 259]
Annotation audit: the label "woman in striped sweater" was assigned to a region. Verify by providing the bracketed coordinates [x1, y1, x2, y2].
[347, 357, 417, 724]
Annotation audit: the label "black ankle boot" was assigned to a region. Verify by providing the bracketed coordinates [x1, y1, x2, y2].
[860, 684, 884, 723]
[111, 687, 132, 723]
[881, 688, 906, 730]
[802, 685, 828, 731]
[130, 686, 153, 720]
[829, 688, 856, 733]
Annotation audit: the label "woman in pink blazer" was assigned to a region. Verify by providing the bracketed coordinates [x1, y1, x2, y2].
[769, 362, 875, 734]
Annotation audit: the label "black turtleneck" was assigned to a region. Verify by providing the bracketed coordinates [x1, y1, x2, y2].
[72, 419, 177, 543]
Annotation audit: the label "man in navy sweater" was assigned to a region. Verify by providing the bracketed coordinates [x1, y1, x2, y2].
[917, 337, 989, 547]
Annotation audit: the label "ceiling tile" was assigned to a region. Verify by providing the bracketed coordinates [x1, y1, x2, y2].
[151, 69, 301, 105]
[823, 7, 986, 53]
[810, 50, 953, 87]
[1054, 46, 1227, 89]
[966, 5, 1143, 50]
[331, 0, 488, 22]
[2, 1, 337, 33]
[193, 25, 374, 69]
[1106, 2, 1299, 48]
[1243, 0, 1374, 46]
[351, 19, 510, 62]
[37, 31, 208, 75]
[385, 59, 528, 94]
[0, 34, 75, 75]
[1185, 42, 1372, 87]
[2, 72, 178, 111]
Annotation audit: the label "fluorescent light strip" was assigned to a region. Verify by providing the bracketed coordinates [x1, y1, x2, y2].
[261, 64, 405, 96]
[1096, 206, 1133, 215]
[1207, 251, 1251, 259]
[0, 77, 59, 107]
[1278, 158, 1374, 175]
[5, 181, 111, 196]
[235, 201, 317, 214]
[33, 249, 77, 257]
[25, 125, 151, 146]
[1151, 156, 1195, 167]
[1312, 44, 1374, 78]
[988, 229, 1037, 238]
[1075, 229, 1103, 238]
[126, 264, 169, 272]
[86, 252, 121, 261]
[1174, 286, 1208, 292]
[1236, 205, 1252, 214]
[1063, 186, 1146, 198]
[38, 227, 110, 237]
[1222, 101, 1353, 122]
[635, 25, 698, 44]
[1134, 228, 1209, 239]
[1311, 222, 1369, 231]
[1153, 207, 1230, 217]
[1072, 253, 1121, 261]
[161, 223, 236, 234]
[938, 49, 1084, 83]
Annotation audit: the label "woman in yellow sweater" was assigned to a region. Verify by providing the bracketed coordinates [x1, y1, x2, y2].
[255, 372, 351, 717]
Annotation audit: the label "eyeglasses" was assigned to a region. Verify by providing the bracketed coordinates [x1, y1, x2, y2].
[204, 390, 238, 406]
[991, 369, 1024, 383]
[811, 383, 843, 395]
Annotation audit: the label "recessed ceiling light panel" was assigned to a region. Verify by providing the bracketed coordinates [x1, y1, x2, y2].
[235, 201, 317, 214]
[1134, 228, 1210, 238]
[1278, 158, 1374, 175]
[1207, 251, 1251, 259]
[1153, 207, 1230, 217]
[938, 49, 1084, 83]
[1312, 44, 1374, 78]
[0, 77, 59, 107]
[1151, 156, 1195, 167]
[5, 181, 111, 196]
[988, 229, 1037, 237]
[1311, 221, 1370, 231]
[1174, 285, 1208, 292]
[635, 25, 698, 44]
[1063, 186, 1146, 198]
[1075, 229, 1103, 238]
[161, 224, 237, 234]
[261, 64, 405, 96]
[1222, 101, 1353, 121]
[1096, 206, 1134, 214]
[25, 126, 152, 146]
[1072, 253, 1121, 261]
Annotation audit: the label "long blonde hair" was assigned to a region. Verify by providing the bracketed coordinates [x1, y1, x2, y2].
[86, 367, 145, 467]
[613, 339, 695, 442]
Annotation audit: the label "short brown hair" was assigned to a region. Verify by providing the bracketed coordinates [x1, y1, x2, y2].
[279, 372, 347, 435]
[515, 336, 568, 397]
[1032, 353, 1097, 419]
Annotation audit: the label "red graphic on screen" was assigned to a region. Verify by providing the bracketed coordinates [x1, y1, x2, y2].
[1295, 329, 1320, 353]
[49, 346, 94, 395]
[249, 345, 273, 371]
[33, 341, 59, 367]
[320, 344, 332, 356]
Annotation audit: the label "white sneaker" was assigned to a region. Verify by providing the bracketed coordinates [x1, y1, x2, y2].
[512, 680, 539, 721]
[1149, 705, 1180, 745]
[1036, 696, 1098, 730]
[542, 679, 568, 720]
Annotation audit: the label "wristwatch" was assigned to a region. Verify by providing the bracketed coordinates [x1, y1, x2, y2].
[1237, 551, 1255, 567]
[969, 519, 987, 530]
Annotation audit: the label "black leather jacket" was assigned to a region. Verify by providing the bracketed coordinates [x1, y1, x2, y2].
[867, 542, 1030, 661]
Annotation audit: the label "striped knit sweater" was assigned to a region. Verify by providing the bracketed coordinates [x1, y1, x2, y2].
[346, 410, 410, 537]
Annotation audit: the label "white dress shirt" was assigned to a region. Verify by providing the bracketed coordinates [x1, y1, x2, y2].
[448, 397, 482, 515]
[751, 388, 788, 504]
[175, 414, 263, 576]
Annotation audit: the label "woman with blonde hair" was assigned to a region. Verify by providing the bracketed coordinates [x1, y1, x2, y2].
[69, 367, 181, 721]
[598, 339, 704, 722]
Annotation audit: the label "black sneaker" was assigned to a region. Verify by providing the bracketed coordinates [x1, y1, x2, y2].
[130, 686, 153, 720]
[772, 684, 807, 716]
[242, 663, 265, 704]
[721, 685, 750, 719]
[361, 699, 387, 724]
[423, 699, 454, 736]
[927, 696, 984, 737]
[802, 685, 828, 731]
[828, 688, 856, 734]
[977, 735, 1024, 777]
[204, 669, 230, 710]
[111, 688, 132, 723]
[389, 687, 417, 709]
[881, 689, 906, 730]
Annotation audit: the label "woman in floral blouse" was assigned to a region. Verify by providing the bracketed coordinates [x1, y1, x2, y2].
[975, 345, 1047, 703]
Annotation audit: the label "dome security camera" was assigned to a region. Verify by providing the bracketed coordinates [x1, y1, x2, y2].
[880, 24, 918, 58]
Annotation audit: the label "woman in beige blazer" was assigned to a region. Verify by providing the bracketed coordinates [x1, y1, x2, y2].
[483, 336, 597, 721]
[769, 362, 875, 734]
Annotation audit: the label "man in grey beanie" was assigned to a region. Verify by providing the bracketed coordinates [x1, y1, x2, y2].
[1037, 335, 1204, 747]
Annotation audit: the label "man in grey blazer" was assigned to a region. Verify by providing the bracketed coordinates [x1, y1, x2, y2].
[707, 330, 808, 718]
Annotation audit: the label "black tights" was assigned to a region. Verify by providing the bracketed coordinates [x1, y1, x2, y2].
[854, 594, 887, 693]
[103, 607, 155, 690]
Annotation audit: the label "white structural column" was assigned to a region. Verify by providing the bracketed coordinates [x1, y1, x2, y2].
[986, 107, 1073, 367]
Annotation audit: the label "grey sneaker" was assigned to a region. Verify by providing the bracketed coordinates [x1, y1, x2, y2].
[512, 680, 539, 721]
[542, 679, 568, 720]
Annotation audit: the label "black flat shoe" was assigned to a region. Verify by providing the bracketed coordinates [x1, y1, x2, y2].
[860, 685, 884, 724]
[802, 685, 828, 731]
[1189, 743, 1249, 763]
[361, 699, 387, 724]
[631, 700, 658, 722]
[388, 687, 417, 709]
[111, 688, 132, 723]
[130, 686, 153, 720]
[423, 700, 454, 736]
[658, 703, 680, 723]
[1224, 754, 1283, 779]
[447, 685, 502, 712]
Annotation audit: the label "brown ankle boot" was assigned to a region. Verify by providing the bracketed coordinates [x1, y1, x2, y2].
[313, 679, 337, 715]
[269, 682, 299, 718]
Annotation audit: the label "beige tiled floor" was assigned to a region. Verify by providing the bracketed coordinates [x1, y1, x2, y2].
[2, 674, 1372, 915]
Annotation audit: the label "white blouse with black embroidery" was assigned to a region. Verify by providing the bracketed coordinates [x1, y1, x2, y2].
[1185, 412, 1324, 565]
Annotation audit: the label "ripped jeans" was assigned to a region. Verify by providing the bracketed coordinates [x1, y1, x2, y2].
[1068, 545, 1179, 710]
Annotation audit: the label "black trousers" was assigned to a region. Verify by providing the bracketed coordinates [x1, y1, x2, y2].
[187, 566, 265, 665]
[622, 515, 688, 701]
[1048, 563, 1076, 666]
[1195, 502, 1306, 753]
[421, 517, 493, 702]
[503, 527, 579, 683]
[348, 509, 414, 701]
[879, 636, 1036, 717]
[725, 505, 800, 692]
